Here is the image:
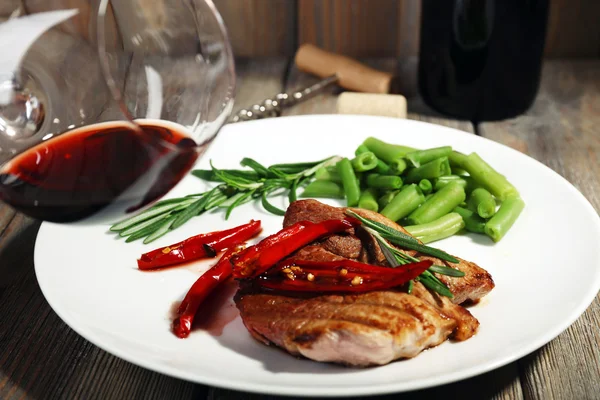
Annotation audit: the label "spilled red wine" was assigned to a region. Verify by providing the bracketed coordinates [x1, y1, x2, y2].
[0, 121, 200, 222]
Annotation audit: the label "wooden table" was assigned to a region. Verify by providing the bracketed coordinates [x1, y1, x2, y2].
[1, 59, 599, 400]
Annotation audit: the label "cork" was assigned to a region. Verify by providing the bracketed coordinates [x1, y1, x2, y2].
[336, 92, 407, 118]
[295, 44, 393, 94]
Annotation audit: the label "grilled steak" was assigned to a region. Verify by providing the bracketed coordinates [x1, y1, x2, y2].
[235, 199, 493, 366]
[284, 200, 495, 305]
[237, 290, 457, 366]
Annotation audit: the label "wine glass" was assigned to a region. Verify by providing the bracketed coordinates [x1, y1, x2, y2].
[0, 0, 235, 223]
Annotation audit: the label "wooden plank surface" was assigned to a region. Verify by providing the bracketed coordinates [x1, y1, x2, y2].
[11, 0, 600, 58]
[0, 59, 290, 400]
[208, 59, 525, 400]
[282, 57, 474, 134]
[0, 58, 598, 400]
[0, 1, 22, 17]
[231, 58, 290, 119]
[544, 1, 600, 57]
[0, 215, 201, 398]
[297, 0, 421, 58]
[213, 0, 297, 57]
[479, 60, 600, 400]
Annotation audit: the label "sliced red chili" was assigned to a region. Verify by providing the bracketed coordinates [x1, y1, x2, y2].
[277, 258, 414, 275]
[258, 259, 433, 293]
[172, 247, 241, 338]
[137, 220, 261, 270]
[231, 218, 359, 279]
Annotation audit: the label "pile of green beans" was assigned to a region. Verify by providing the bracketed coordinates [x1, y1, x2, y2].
[300, 137, 524, 243]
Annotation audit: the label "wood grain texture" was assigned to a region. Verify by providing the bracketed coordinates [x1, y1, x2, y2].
[479, 60, 600, 399]
[213, 0, 296, 57]
[209, 59, 527, 400]
[298, 0, 420, 58]
[0, 209, 201, 399]
[14, 0, 600, 58]
[0, 1, 23, 18]
[231, 58, 290, 120]
[1, 59, 598, 400]
[0, 59, 290, 400]
[544, 0, 600, 58]
[282, 57, 474, 134]
[208, 363, 522, 400]
[23, 0, 92, 39]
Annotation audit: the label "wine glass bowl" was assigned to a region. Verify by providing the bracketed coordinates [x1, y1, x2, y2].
[0, 1, 235, 223]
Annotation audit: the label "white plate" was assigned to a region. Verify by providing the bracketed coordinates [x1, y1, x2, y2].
[34, 115, 600, 397]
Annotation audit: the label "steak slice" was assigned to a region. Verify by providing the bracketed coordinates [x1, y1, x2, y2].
[284, 245, 479, 341]
[285, 200, 495, 305]
[235, 200, 489, 366]
[283, 199, 362, 259]
[236, 244, 480, 366]
[236, 291, 457, 366]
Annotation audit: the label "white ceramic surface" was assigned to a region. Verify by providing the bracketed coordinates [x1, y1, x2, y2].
[34, 115, 600, 396]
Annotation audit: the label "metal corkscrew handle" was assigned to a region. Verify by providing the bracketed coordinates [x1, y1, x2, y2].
[230, 75, 338, 123]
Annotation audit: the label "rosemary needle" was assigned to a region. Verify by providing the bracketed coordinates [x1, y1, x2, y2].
[110, 156, 341, 244]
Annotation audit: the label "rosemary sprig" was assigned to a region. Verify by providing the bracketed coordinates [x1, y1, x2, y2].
[345, 210, 459, 263]
[109, 156, 341, 244]
[355, 214, 465, 298]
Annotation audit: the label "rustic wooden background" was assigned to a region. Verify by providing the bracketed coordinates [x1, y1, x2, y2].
[4, 0, 600, 58]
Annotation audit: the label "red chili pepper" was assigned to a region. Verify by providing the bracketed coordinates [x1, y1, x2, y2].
[137, 220, 261, 270]
[172, 247, 241, 338]
[232, 218, 359, 279]
[258, 259, 433, 293]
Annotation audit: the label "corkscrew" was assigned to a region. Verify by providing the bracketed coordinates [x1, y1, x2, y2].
[231, 75, 338, 123]
[230, 44, 397, 123]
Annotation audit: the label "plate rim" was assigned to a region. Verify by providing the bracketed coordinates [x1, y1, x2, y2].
[33, 114, 600, 396]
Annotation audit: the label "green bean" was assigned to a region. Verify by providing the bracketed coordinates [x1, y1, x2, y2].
[355, 144, 371, 156]
[451, 167, 469, 176]
[336, 158, 361, 206]
[314, 166, 342, 182]
[300, 180, 345, 199]
[356, 144, 391, 174]
[434, 175, 468, 192]
[405, 146, 453, 168]
[453, 206, 486, 233]
[405, 157, 452, 183]
[351, 151, 378, 172]
[366, 174, 403, 190]
[448, 151, 469, 170]
[375, 161, 392, 175]
[463, 153, 519, 200]
[378, 190, 399, 209]
[389, 158, 408, 175]
[380, 184, 425, 222]
[484, 196, 525, 242]
[407, 182, 466, 225]
[358, 188, 379, 212]
[362, 137, 416, 163]
[468, 188, 497, 218]
[404, 213, 465, 243]
[418, 179, 433, 195]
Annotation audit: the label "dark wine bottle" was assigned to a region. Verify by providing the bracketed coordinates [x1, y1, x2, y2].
[418, 0, 550, 122]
